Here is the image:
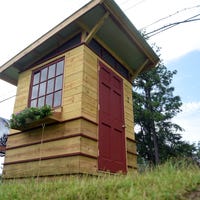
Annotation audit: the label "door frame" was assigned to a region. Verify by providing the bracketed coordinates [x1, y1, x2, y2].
[98, 61, 127, 173]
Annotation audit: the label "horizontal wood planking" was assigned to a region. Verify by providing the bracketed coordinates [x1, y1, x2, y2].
[80, 137, 97, 157]
[127, 152, 137, 168]
[3, 156, 79, 178]
[7, 118, 97, 149]
[126, 138, 137, 154]
[13, 71, 31, 114]
[79, 156, 97, 173]
[12, 46, 86, 124]
[83, 46, 137, 170]
[5, 137, 81, 163]
[5, 136, 98, 164]
[3, 155, 97, 179]
[13, 54, 64, 116]
[5, 44, 137, 177]
[62, 46, 84, 121]
[123, 80, 135, 140]
[81, 46, 98, 123]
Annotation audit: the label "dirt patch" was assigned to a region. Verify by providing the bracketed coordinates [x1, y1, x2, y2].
[183, 186, 200, 200]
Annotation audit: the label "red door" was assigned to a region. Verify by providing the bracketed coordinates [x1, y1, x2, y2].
[98, 61, 126, 173]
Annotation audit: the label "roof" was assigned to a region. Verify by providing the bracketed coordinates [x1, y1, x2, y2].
[0, 0, 159, 86]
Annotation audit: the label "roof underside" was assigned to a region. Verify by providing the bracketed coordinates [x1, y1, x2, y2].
[0, 0, 159, 86]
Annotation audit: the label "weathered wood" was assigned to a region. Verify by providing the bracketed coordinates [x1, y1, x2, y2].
[79, 156, 97, 173]
[5, 135, 97, 164]
[5, 137, 82, 163]
[4, 44, 137, 178]
[3, 156, 80, 178]
[126, 138, 137, 154]
[127, 152, 137, 168]
[80, 137, 97, 157]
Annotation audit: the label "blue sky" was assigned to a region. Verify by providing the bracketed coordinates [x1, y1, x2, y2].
[166, 50, 200, 143]
[0, 0, 200, 144]
[167, 50, 200, 103]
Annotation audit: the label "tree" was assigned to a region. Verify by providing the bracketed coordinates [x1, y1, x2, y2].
[133, 62, 185, 165]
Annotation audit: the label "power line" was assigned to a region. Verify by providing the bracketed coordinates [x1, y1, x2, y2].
[145, 13, 200, 37]
[142, 4, 200, 29]
[0, 95, 16, 104]
[120, 0, 133, 5]
[124, 0, 146, 11]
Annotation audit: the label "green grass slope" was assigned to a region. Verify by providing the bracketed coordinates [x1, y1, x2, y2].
[0, 160, 199, 200]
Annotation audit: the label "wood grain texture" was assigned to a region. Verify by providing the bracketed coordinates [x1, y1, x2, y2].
[4, 44, 137, 178]
[127, 152, 137, 168]
[3, 156, 80, 178]
[5, 137, 81, 163]
[81, 46, 98, 123]
[7, 118, 97, 149]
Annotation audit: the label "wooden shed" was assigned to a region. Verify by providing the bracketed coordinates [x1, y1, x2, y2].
[0, 0, 159, 179]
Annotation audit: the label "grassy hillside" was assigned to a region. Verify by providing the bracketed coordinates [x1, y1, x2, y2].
[0, 160, 199, 200]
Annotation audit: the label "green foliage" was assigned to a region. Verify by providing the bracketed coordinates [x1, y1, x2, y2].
[0, 159, 199, 199]
[133, 63, 198, 164]
[9, 105, 52, 129]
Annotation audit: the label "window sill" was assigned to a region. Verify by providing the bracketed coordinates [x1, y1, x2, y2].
[11, 109, 62, 131]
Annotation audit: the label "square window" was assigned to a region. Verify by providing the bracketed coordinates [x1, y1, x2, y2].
[29, 58, 64, 108]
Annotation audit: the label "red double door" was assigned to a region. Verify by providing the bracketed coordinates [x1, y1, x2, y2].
[98, 61, 126, 173]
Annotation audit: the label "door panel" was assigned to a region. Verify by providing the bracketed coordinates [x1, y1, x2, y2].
[98, 61, 126, 173]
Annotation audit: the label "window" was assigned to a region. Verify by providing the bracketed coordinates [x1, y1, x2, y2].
[29, 58, 64, 108]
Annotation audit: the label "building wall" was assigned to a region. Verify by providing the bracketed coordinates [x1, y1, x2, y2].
[3, 44, 136, 179]
[83, 46, 137, 171]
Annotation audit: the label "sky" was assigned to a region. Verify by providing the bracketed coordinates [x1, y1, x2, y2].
[0, 0, 200, 146]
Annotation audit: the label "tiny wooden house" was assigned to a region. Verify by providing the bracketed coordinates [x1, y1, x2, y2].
[0, 0, 159, 179]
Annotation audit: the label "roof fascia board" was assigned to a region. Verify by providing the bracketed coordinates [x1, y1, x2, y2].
[0, 0, 103, 74]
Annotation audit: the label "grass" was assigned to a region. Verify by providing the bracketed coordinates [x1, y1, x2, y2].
[0, 159, 199, 200]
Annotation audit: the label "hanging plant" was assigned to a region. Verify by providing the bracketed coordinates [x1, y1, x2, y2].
[10, 105, 52, 130]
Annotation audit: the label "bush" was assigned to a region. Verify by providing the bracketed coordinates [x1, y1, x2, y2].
[10, 105, 52, 129]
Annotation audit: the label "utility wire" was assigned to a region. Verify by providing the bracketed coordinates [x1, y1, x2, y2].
[147, 18, 200, 37]
[142, 4, 200, 29]
[145, 13, 200, 37]
[120, 0, 133, 5]
[124, 0, 146, 11]
[0, 95, 16, 104]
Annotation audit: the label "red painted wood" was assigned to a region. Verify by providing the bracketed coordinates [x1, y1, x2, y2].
[98, 61, 126, 173]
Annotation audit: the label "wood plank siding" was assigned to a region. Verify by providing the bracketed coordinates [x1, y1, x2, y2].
[3, 44, 136, 179]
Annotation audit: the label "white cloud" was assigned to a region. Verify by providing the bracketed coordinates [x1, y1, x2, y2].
[172, 102, 200, 143]
[116, 0, 200, 62]
[0, 80, 16, 119]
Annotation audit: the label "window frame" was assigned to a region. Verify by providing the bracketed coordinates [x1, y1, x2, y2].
[28, 57, 65, 108]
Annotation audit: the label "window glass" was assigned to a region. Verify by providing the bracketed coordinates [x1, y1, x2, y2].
[46, 94, 53, 107]
[48, 64, 56, 79]
[30, 58, 64, 108]
[53, 91, 62, 107]
[39, 82, 46, 97]
[55, 75, 63, 91]
[41, 68, 48, 82]
[38, 97, 45, 107]
[56, 60, 64, 76]
[33, 72, 40, 85]
[47, 79, 54, 94]
[30, 99, 37, 107]
[31, 85, 39, 99]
